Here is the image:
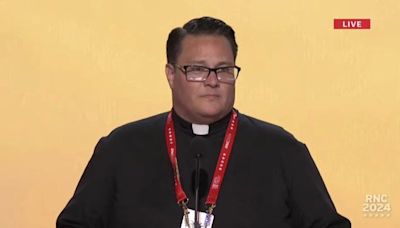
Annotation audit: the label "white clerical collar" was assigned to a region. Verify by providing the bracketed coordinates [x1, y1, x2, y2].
[192, 123, 209, 135]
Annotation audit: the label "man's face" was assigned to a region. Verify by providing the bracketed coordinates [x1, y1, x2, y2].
[166, 35, 236, 124]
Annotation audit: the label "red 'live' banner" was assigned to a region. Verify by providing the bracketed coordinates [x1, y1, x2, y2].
[334, 19, 371, 29]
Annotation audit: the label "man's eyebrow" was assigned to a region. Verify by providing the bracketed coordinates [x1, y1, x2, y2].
[214, 61, 234, 67]
[186, 60, 234, 67]
[186, 60, 207, 65]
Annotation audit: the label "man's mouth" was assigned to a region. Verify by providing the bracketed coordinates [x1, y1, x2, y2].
[201, 94, 220, 98]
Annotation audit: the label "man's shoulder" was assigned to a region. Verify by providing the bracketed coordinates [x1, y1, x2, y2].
[238, 112, 298, 143]
[104, 112, 168, 141]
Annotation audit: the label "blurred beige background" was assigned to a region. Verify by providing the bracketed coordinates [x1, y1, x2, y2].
[0, 0, 399, 227]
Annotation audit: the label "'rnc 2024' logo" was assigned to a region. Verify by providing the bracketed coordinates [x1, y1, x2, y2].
[363, 194, 391, 217]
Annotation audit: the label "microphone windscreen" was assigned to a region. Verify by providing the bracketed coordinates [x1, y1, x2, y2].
[190, 136, 208, 158]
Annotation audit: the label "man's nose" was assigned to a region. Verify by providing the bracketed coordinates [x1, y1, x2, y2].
[204, 70, 219, 87]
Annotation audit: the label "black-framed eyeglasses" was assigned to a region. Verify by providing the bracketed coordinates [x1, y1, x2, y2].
[172, 64, 241, 84]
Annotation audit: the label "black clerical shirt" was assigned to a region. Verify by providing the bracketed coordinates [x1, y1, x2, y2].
[57, 110, 351, 227]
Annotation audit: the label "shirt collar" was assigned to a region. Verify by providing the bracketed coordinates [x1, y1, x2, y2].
[171, 109, 233, 136]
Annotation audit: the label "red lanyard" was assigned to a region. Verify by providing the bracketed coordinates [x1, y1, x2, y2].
[165, 110, 239, 209]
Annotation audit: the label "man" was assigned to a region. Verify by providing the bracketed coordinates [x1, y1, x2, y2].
[57, 17, 351, 227]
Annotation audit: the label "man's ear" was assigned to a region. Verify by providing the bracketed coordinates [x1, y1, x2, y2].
[165, 63, 175, 89]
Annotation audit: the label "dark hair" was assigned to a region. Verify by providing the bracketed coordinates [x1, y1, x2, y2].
[166, 16, 238, 64]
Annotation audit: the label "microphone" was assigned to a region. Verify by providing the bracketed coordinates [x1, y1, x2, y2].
[190, 136, 208, 228]
[191, 169, 209, 200]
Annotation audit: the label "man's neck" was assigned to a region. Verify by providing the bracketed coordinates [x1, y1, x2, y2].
[172, 108, 230, 125]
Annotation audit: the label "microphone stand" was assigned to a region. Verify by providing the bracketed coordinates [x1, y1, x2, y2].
[194, 153, 201, 228]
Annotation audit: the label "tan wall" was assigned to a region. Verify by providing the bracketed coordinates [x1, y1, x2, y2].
[1, 0, 399, 227]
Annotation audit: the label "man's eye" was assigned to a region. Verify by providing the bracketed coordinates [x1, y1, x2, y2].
[217, 68, 233, 73]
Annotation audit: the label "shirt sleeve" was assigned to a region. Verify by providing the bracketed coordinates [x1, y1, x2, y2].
[56, 137, 116, 228]
[282, 141, 351, 228]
